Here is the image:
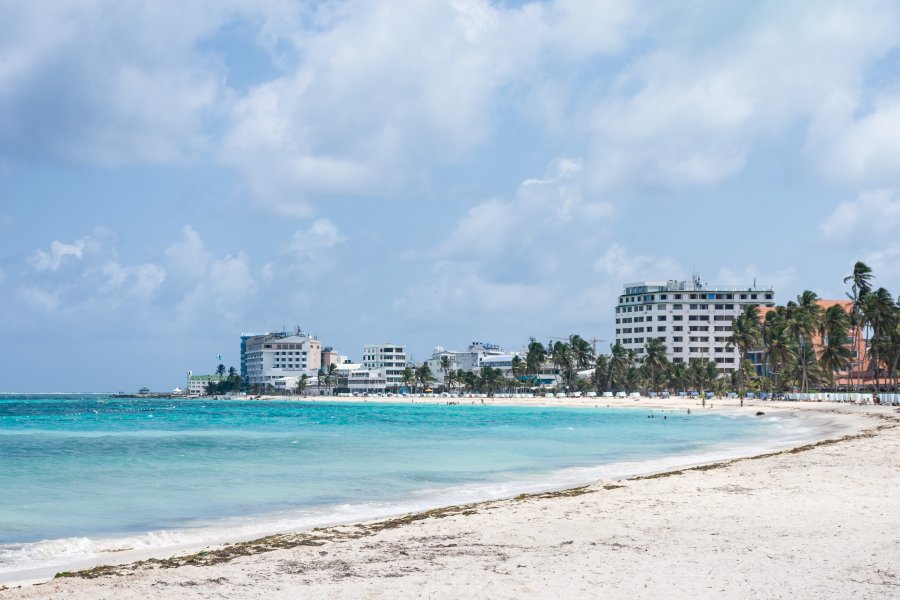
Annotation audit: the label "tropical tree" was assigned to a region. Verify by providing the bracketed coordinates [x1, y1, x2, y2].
[844, 261, 874, 390]
[592, 355, 611, 393]
[510, 355, 526, 386]
[415, 364, 436, 393]
[525, 338, 547, 387]
[728, 304, 762, 390]
[862, 287, 897, 390]
[216, 364, 226, 378]
[762, 309, 795, 392]
[568, 334, 594, 370]
[551, 341, 575, 392]
[668, 362, 689, 393]
[608, 343, 631, 391]
[296, 374, 309, 396]
[440, 355, 453, 391]
[818, 303, 852, 389]
[641, 338, 669, 392]
[785, 291, 823, 393]
[401, 367, 415, 392]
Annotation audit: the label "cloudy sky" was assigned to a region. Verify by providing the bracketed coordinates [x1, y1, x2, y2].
[2, 0, 899, 392]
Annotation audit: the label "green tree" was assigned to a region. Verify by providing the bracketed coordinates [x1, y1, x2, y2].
[819, 303, 852, 390]
[401, 367, 415, 393]
[439, 355, 453, 391]
[844, 261, 874, 390]
[641, 338, 669, 393]
[296, 374, 309, 395]
[525, 338, 547, 388]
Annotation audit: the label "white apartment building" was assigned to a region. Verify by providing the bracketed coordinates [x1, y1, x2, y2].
[242, 329, 322, 388]
[362, 344, 407, 389]
[425, 342, 507, 377]
[614, 276, 775, 374]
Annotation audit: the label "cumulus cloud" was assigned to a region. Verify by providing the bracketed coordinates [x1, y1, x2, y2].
[593, 243, 682, 282]
[821, 189, 900, 239]
[715, 264, 794, 294]
[99, 261, 166, 301]
[29, 238, 88, 271]
[165, 225, 212, 279]
[284, 219, 346, 258]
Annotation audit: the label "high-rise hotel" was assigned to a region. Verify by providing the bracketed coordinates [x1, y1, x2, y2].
[614, 275, 775, 374]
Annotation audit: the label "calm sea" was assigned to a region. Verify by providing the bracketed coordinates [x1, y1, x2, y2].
[0, 395, 806, 579]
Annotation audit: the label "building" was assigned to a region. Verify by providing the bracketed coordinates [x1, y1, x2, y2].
[614, 276, 775, 374]
[186, 373, 225, 395]
[425, 342, 508, 377]
[757, 300, 869, 385]
[241, 328, 322, 389]
[321, 347, 340, 368]
[362, 344, 407, 390]
[335, 364, 388, 394]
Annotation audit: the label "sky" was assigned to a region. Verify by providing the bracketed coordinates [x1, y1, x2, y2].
[2, 0, 900, 392]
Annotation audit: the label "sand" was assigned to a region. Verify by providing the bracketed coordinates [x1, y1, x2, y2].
[2, 398, 898, 599]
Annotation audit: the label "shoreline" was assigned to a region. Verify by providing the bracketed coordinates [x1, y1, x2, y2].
[1, 398, 891, 595]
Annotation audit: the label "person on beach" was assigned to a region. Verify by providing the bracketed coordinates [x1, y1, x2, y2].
[740, 399, 744, 407]
[702, 398, 706, 408]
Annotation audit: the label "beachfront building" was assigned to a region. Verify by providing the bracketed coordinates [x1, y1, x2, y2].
[362, 344, 407, 390]
[425, 342, 509, 376]
[186, 373, 225, 395]
[241, 328, 323, 389]
[614, 276, 776, 375]
[757, 300, 869, 386]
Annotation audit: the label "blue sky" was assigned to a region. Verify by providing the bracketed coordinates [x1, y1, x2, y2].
[2, 0, 900, 392]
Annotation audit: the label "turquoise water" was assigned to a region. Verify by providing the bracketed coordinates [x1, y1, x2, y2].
[0, 396, 798, 578]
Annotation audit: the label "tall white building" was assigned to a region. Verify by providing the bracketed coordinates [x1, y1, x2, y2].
[614, 276, 775, 374]
[362, 344, 407, 389]
[425, 342, 507, 376]
[242, 329, 322, 388]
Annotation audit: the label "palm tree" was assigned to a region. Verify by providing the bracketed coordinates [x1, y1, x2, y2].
[592, 355, 611, 393]
[510, 355, 526, 387]
[762, 310, 795, 392]
[551, 341, 574, 392]
[296, 374, 309, 396]
[401, 367, 415, 393]
[216, 364, 226, 378]
[668, 362, 689, 393]
[785, 291, 823, 393]
[818, 304, 852, 390]
[642, 338, 669, 393]
[440, 355, 453, 391]
[844, 261, 874, 390]
[415, 364, 436, 393]
[525, 339, 547, 388]
[609, 343, 630, 391]
[568, 334, 594, 370]
[864, 287, 897, 391]
[326, 363, 338, 395]
[728, 304, 762, 390]
[317, 367, 327, 391]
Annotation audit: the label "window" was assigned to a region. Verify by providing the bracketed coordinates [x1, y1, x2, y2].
[657, 326, 666, 332]
[690, 304, 698, 310]
[674, 294, 682, 299]
[673, 315, 683, 321]
[740, 294, 747, 299]
[751, 294, 758, 299]
[690, 294, 698, 299]
[660, 294, 667, 300]
[765, 293, 773, 300]
[673, 336, 683, 342]
[673, 304, 683, 310]
[673, 347, 683, 353]
[658, 315, 667, 321]
[674, 326, 683, 331]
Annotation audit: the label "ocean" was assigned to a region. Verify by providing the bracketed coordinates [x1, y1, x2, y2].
[0, 395, 808, 580]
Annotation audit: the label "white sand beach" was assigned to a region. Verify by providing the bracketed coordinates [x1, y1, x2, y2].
[2, 398, 898, 599]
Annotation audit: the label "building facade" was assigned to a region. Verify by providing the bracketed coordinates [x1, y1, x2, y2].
[614, 277, 775, 374]
[186, 373, 225, 395]
[425, 342, 508, 377]
[362, 344, 407, 389]
[241, 328, 322, 388]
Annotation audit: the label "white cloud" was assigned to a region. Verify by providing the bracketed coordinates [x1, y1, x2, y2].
[715, 264, 794, 294]
[164, 225, 212, 279]
[284, 219, 346, 259]
[593, 243, 682, 282]
[29, 238, 87, 271]
[821, 189, 900, 239]
[16, 286, 60, 312]
[175, 252, 257, 326]
[863, 242, 900, 280]
[99, 261, 166, 301]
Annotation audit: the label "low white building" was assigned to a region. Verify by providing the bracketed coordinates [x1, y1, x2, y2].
[186, 373, 225, 395]
[425, 342, 509, 378]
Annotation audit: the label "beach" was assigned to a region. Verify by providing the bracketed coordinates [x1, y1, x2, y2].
[1, 398, 898, 599]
